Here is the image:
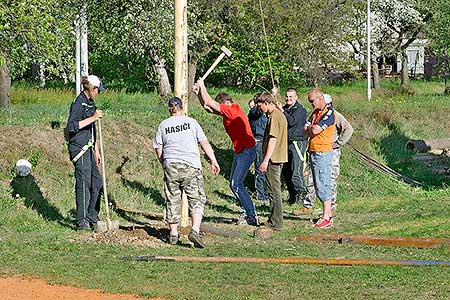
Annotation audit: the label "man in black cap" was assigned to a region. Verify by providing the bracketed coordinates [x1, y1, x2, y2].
[153, 97, 220, 248]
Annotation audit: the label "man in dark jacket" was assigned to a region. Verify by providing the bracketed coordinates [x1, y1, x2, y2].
[248, 94, 268, 201]
[276, 88, 308, 204]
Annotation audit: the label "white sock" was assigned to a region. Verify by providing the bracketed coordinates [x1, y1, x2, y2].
[170, 230, 178, 236]
[191, 227, 199, 234]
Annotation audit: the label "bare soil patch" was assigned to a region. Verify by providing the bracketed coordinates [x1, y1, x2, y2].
[0, 276, 158, 300]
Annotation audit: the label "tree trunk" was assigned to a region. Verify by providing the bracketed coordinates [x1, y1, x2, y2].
[146, 45, 172, 98]
[444, 55, 450, 95]
[0, 52, 11, 108]
[371, 62, 381, 90]
[400, 49, 410, 89]
[153, 60, 171, 99]
[188, 56, 198, 102]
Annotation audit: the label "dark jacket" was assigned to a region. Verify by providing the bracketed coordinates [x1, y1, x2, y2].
[247, 106, 268, 140]
[283, 101, 307, 142]
[66, 92, 97, 158]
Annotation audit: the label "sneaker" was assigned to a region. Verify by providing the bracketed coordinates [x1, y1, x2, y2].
[237, 214, 259, 226]
[245, 216, 260, 226]
[291, 207, 314, 215]
[236, 213, 247, 225]
[188, 230, 206, 248]
[168, 234, 179, 245]
[313, 217, 333, 229]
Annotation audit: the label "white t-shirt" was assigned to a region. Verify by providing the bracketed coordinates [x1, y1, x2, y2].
[153, 115, 207, 169]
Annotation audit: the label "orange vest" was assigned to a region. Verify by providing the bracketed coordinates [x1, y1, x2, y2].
[308, 107, 335, 152]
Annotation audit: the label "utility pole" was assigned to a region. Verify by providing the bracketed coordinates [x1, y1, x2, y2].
[367, 0, 372, 101]
[75, 5, 88, 95]
[174, 0, 189, 227]
[174, 0, 188, 111]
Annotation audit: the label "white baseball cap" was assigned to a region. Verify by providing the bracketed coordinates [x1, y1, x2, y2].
[87, 75, 106, 92]
[324, 94, 332, 104]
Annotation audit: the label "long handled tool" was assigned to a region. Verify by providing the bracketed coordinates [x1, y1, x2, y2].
[200, 46, 232, 81]
[198, 46, 232, 114]
[96, 118, 119, 232]
[122, 255, 450, 267]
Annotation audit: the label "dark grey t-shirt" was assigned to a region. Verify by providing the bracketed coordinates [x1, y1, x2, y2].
[153, 115, 207, 169]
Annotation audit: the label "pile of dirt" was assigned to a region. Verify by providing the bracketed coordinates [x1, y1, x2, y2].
[74, 228, 163, 248]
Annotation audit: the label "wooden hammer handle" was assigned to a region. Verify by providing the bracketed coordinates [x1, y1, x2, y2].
[201, 52, 226, 80]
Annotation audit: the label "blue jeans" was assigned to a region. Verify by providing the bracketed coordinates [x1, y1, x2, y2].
[230, 146, 257, 217]
[310, 151, 333, 202]
[254, 140, 268, 200]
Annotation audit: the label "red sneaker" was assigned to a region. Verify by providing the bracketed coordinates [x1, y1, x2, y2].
[313, 217, 333, 228]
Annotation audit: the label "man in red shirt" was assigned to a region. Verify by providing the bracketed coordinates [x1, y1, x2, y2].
[193, 78, 258, 225]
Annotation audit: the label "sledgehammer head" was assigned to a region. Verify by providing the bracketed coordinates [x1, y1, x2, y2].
[94, 220, 120, 233]
[220, 46, 232, 57]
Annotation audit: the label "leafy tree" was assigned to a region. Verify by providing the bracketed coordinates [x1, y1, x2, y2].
[88, 0, 174, 97]
[372, 0, 432, 91]
[0, 0, 74, 107]
[428, 0, 450, 94]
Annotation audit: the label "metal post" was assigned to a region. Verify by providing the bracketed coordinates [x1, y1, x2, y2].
[75, 19, 81, 95]
[367, 0, 372, 100]
[80, 5, 88, 77]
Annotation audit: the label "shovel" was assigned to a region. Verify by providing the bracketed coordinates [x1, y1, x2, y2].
[95, 118, 119, 232]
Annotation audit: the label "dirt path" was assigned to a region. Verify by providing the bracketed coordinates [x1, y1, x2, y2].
[0, 277, 160, 300]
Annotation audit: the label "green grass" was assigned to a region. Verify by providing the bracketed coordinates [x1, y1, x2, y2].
[0, 79, 449, 299]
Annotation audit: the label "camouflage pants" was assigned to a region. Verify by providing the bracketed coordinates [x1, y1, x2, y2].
[304, 148, 340, 209]
[163, 162, 207, 224]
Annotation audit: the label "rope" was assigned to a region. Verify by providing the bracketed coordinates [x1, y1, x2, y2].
[258, 0, 275, 88]
[347, 143, 423, 187]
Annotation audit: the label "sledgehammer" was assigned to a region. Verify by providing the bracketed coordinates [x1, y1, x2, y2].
[95, 118, 119, 232]
[199, 46, 232, 113]
[201, 46, 232, 80]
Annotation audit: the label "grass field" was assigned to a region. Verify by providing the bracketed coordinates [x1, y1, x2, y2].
[0, 78, 449, 299]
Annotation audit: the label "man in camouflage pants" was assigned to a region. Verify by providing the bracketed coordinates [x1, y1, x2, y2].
[154, 97, 220, 248]
[301, 94, 353, 212]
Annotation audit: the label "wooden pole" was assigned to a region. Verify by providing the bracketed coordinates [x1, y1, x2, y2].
[174, 0, 189, 228]
[98, 119, 112, 231]
[123, 255, 450, 267]
[295, 233, 450, 248]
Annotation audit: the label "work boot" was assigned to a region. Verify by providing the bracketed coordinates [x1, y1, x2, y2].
[188, 229, 206, 248]
[76, 221, 91, 231]
[168, 233, 179, 245]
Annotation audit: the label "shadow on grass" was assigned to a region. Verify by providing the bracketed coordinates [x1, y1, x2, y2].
[116, 156, 165, 206]
[10, 174, 72, 228]
[377, 123, 448, 189]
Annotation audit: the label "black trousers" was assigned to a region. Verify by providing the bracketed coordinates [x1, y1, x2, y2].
[73, 149, 102, 226]
[282, 140, 307, 201]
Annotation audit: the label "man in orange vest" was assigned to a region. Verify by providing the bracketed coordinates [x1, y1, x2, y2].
[304, 88, 335, 228]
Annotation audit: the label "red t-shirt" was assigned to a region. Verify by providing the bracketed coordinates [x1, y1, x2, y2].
[220, 103, 256, 153]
